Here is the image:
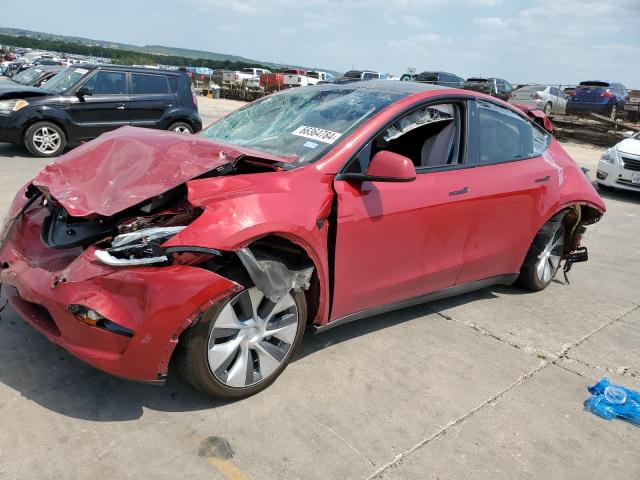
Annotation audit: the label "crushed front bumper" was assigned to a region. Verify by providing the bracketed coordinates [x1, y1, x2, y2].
[0, 203, 241, 382]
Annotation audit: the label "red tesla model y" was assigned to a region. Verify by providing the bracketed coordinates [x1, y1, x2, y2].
[0, 81, 604, 398]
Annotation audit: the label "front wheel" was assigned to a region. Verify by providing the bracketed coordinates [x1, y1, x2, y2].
[177, 285, 307, 399]
[24, 121, 66, 157]
[517, 217, 565, 291]
[168, 121, 194, 134]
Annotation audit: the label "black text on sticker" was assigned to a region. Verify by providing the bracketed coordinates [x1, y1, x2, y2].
[292, 126, 342, 144]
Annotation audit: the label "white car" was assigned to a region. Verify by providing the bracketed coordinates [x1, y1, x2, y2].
[509, 84, 567, 115]
[597, 130, 640, 192]
[222, 67, 271, 87]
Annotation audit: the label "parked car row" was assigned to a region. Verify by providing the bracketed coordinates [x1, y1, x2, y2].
[218, 66, 336, 91]
[395, 68, 635, 121]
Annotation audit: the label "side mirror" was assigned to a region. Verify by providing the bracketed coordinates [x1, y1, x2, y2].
[75, 86, 92, 99]
[623, 131, 635, 138]
[338, 151, 417, 183]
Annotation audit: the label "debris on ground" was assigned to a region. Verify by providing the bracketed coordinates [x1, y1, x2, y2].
[584, 377, 640, 426]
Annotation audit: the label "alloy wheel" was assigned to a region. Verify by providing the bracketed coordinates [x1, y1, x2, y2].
[207, 287, 299, 388]
[173, 125, 192, 134]
[536, 225, 564, 283]
[32, 126, 61, 154]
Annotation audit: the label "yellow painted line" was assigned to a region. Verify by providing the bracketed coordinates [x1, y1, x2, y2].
[208, 457, 248, 480]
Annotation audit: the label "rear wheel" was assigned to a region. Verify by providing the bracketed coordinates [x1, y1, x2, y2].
[177, 283, 307, 399]
[168, 121, 193, 134]
[517, 217, 565, 291]
[24, 121, 66, 157]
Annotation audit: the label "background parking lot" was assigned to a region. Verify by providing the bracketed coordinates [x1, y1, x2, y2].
[0, 97, 638, 480]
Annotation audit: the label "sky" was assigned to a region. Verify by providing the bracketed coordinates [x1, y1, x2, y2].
[3, 0, 640, 86]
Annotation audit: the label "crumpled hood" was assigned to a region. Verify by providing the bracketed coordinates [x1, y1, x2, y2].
[32, 127, 239, 217]
[616, 138, 640, 157]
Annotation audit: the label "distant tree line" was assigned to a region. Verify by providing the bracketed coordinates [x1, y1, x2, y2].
[0, 34, 273, 71]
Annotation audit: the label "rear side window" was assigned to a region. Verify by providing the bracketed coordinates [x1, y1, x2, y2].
[82, 71, 127, 95]
[131, 74, 169, 94]
[168, 76, 179, 93]
[478, 100, 549, 164]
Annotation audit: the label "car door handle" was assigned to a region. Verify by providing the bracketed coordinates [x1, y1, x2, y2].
[115, 104, 126, 110]
[449, 186, 469, 196]
[535, 175, 550, 183]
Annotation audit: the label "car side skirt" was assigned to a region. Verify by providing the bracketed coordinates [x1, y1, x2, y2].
[313, 273, 519, 334]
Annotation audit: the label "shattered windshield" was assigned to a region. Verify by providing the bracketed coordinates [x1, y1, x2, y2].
[200, 86, 406, 163]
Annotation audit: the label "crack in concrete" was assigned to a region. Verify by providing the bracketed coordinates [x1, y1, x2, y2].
[365, 361, 549, 480]
[366, 302, 640, 479]
[562, 355, 638, 378]
[314, 421, 377, 468]
[434, 311, 557, 361]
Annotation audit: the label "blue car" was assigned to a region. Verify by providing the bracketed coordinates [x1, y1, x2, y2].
[566, 81, 628, 119]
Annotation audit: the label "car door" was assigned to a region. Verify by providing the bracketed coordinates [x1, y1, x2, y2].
[549, 87, 566, 114]
[66, 70, 130, 141]
[330, 100, 476, 320]
[129, 72, 174, 128]
[454, 99, 558, 285]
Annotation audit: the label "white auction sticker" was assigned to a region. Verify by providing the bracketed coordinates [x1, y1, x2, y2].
[75, 68, 89, 74]
[303, 141, 318, 149]
[292, 126, 342, 144]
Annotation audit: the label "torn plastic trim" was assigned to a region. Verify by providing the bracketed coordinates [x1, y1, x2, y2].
[236, 247, 314, 303]
[165, 246, 222, 256]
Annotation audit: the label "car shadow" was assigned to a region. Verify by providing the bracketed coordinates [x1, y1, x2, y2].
[0, 143, 28, 158]
[591, 180, 640, 205]
[0, 284, 514, 422]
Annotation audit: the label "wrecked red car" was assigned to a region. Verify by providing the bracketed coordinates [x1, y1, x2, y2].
[0, 81, 605, 399]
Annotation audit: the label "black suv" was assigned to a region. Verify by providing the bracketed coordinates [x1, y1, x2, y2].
[463, 77, 514, 101]
[415, 71, 464, 88]
[0, 64, 202, 157]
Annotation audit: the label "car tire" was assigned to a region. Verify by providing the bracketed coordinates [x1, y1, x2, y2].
[516, 214, 566, 291]
[168, 121, 194, 134]
[544, 102, 552, 115]
[176, 276, 307, 399]
[24, 121, 66, 158]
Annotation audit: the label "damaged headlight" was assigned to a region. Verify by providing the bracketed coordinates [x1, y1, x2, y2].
[600, 148, 619, 165]
[0, 99, 29, 114]
[94, 226, 186, 266]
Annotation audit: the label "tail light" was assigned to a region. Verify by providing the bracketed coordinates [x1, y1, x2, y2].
[192, 91, 197, 107]
[601, 90, 613, 98]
